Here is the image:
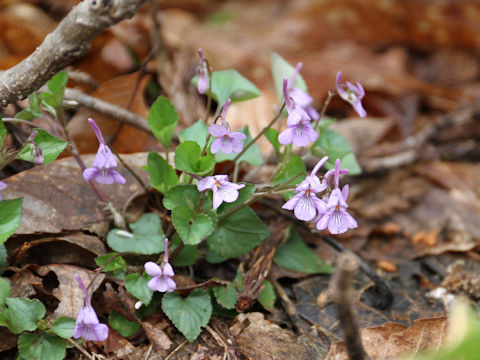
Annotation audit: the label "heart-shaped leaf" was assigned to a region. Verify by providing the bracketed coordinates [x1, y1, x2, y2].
[52, 317, 75, 339]
[0, 298, 46, 334]
[212, 284, 237, 310]
[146, 151, 178, 194]
[16, 129, 67, 165]
[148, 96, 178, 148]
[175, 141, 215, 176]
[18, 333, 66, 360]
[125, 273, 153, 306]
[162, 289, 212, 342]
[107, 213, 165, 255]
[172, 205, 216, 245]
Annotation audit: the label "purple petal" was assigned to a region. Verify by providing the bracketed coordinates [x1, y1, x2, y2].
[111, 170, 126, 185]
[229, 132, 247, 141]
[209, 124, 228, 137]
[278, 127, 294, 145]
[210, 138, 222, 154]
[230, 138, 244, 153]
[283, 78, 293, 110]
[214, 175, 229, 182]
[165, 277, 177, 292]
[197, 74, 208, 94]
[316, 212, 332, 231]
[290, 88, 313, 108]
[353, 101, 367, 118]
[294, 193, 317, 221]
[282, 193, 301, 210]
[162, 263, 175, 277]
[148, 276, 170, 292]
[0, 181, 7, 191]
[336, 72, 347, 99]
[306, 106, 320, 121]
[311, 156, 329, 177]
[83, 167, 99, 182]
[94, 172, 115, 185]
[88, 118, 105, 145]
[144, 261, 163, 277]
[314, 197, 327, 215]
[217, 185, 240, 203]
[328, 210, 350, 234]
[220, 137, 233, 154]
[212, 187, 223, 209]
[92, 144, 117, 169]
[341, 184, 350, 201]
[220, 99, 231, 122]
[197, 176, 216, 192]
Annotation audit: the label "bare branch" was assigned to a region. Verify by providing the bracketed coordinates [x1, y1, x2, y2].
[0, 0, 147, 106]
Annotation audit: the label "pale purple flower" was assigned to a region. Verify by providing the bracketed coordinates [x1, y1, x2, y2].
[324, 158, 349, 188]
[210, 99, 247, 154]
[336, 72, 366, 118]
[29, 130, 43, 164]
[73, 275, 109, 342]
[196, 48, 209, 94]
[83, 118, 126, 185]
[287, 63, 320, 120]
[0, 181, 7, 202]
[278, 78, 318, 147]
[316, 185, 358, 234]
[197, 174, 245, 209]
[145, 238, 176, 292]
[282, 156, 329, 221]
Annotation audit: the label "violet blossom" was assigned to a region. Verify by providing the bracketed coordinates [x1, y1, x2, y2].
[0, 181, 7, 202]
[315, 159, 358, 234]
[29, 130, 43, 164]
[287, 62, 320, 121]
[83, 118, 126, 185]
[278, 78, 318, 147]
[73, 275, 109, 342]
[282, 156, 329, 221]
[197, 174, 245, 209]
[336, 71, 367, 118]
[209, 99, 246, 154]
[145, 238, 176, 293]
[196, 48, 209, 94]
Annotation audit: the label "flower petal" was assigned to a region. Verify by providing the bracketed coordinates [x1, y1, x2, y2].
[148, 276, 170, 292]
[278, 127, 294, 145]
[197, 176, 216, 192]
[282, 193, 301, 210]
[83, 167, 99, 181]
[294, 194, 317, 221]
[210, 138, 222, 154]
[209, 124, 228, 137]
[162, 263, 175, 277]
[220, 136, 233, 154]
[218, 185, 239, 203]
[111, 170, 126, 184]
[144, 261, 162, 277]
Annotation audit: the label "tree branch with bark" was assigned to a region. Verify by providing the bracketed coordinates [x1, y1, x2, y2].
[0, 0, 147, 106]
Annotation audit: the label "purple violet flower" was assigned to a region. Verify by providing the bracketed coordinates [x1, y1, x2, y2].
[145, 238, 176, 293]
[196, 48, 209, 94]
[209, 99, 246, 154]
[278, 78, 318, 147]
[315, 185, 358, 234]
[282, 156, 329, 221]
[197, 174, 245, 209]
[287, 62, 320, 121]
[0, 181, 7, 202]
[336, 71, 367, 118]
[83, 118, 126, 185]
[73, 275, 109, 342]
[324, 158, 349, 188]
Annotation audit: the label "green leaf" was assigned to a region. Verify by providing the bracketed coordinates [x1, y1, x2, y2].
[0, 244, 6, 273]
[270, 52, 307, 103]
[107, 213, 165, 255]
[1, 297, 46, 334]
[135, 293, 162, 319]
[146, 152, 178, 194]
[0, 117, 7, 147]
[258, 280, 275, 311]
[274, 226, 333, 274]
[206, 207, 270, 259]
[18, 333, 66, 360]
[212, 285, 237, 310]
[172, 243, 198, 267]
[162, 289, 212, 342]
[95, 253, 127, 272]
[204, 70, 260, 105]
[39, 71, 68, 116]
[0, 277, 10, 308]
[311, 128, 362, 175]
[0, 197, 23, 245]
[179, 119, 209, 148]
[264, 128, 281, 156]
[215, 126, 263, 166]
[172, 205, 216, 245]
[175, 141, 215, 176]
[52, 317, 75, 339]
[164, 185, 200, 211]
[109, 311, 141, 337]
[148, 96, 179, 148]
[47, 71, 68, 96]
[205, 248, 229, 264]
[16, 93, 42, 120]
[125, 273, 153, 306]
[273, 155, 306, 187]
[217, 184, 256, 214]
[16, 129, 67, 164]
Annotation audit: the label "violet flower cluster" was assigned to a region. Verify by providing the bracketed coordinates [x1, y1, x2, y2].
[145, 238, 176, 293]
[73, 275, 109, 342]
[336, 71, 367, 118]
[83, 118, 126, 185]
[209, 99, 246, 155]
[278, 65, 318, 147]
[197, 174, 245, 209]
[283, 157, 357, 234]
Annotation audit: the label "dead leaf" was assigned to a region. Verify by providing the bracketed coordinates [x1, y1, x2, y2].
[327, 317, 448, 360]
[3, 153, 148, 235]
[37, 264, 105, 319]
[230, 312, 324, 359]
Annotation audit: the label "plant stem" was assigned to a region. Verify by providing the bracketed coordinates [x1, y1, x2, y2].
[202, 59, 213, 126]
[313, 90, 334, 130]
[224, 102, 285, 174]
